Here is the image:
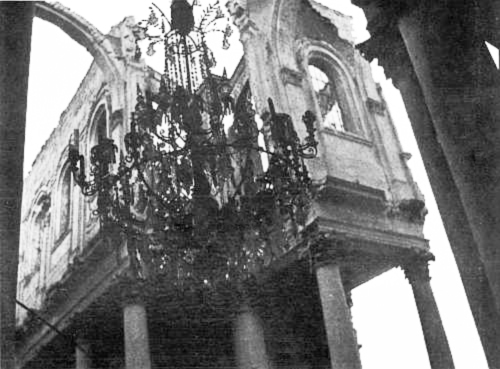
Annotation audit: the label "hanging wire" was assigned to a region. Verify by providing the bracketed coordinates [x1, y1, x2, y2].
[16, 299, 91, 357]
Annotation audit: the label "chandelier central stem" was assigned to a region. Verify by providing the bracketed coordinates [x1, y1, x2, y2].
[181, 36, 193, 94]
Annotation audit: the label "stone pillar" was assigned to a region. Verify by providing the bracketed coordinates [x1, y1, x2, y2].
[354, 2, 500, 364]
[0, 3, 34, 369]
[75, 338, 93, 369]
[397, 2, 500, 311]
[234, 304, 271, 369]
[122, 290, 152, 369]
[316, 262, 362, 369]
[404, 257, 455, 369]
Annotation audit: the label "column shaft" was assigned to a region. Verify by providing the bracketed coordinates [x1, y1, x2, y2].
[316, 263, 361, 369]
[406, 262, 455, 369]
[0, 3, 34, 369]
[234, 305, 271, 369]
[123, 302, 152, 369]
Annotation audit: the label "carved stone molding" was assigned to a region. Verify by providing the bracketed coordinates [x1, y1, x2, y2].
[356, 22, 413, 90]
[386, 198, 427, 224]
[226, 0, 256, 36]
[400, 152, 412, 162]
[366, 97, 385, 115]
[110, 109, 124, 130]
[280, 67, 304, 87]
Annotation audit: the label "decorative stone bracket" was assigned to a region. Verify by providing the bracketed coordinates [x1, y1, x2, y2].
[280, 67, 304, 87]
[386, 198, 427, 224]
[366, 97, 385, 115]
[226, 0, 251, 31]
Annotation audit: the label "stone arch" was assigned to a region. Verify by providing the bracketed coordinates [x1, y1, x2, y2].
[34, 1, 125, 109]
[25, 186, 51, 222]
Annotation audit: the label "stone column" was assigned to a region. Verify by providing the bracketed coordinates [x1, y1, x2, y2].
[75, 338, 93, 369]
[354, 3, 500, 364]
[234, 303, 271, 369]
[316, 262, 362, 369]
[122, 288, 152, 369]
[397, 1, 500, 310]
[404, 257, 455, 369]
[0, 3, 34, 369]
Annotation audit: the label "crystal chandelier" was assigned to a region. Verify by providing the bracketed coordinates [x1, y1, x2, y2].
[68, 0, 318, 290]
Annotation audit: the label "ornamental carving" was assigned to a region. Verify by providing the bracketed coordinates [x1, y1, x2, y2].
[386, 198, 427, 224]
[402, 251, 435, 285]
[366, 97, 385, 116]
[280, 67, 304, 87]
[226, 0, 251, 31]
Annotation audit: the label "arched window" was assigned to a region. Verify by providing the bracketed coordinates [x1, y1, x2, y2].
[86, 104, 108, 225]
[57, 167, 72, 239]
[24, 195, 50, 282]
[308, 58, 357, 133]
[93, 104, 108, 143]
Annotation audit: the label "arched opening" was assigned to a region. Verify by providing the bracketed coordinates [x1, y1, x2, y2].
[308, 57, 357, 134]
[17, 194, 50, 324]
[93, 104, 108, 143]
[56, 166, 72, 242]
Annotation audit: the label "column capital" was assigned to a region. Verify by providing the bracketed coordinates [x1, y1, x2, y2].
[310, 232, 355, 269]
[403, 251, 435, 285]
[353, 0, 416, 91]
[116, 276, 149, 307]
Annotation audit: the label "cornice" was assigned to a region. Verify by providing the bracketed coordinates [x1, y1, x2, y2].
[317, 176, 386, 210]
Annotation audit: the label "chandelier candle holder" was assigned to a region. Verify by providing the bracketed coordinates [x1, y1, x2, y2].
[68, 0, 318, 292]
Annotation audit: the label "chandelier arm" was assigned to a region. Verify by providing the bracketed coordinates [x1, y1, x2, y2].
[151, 130, 190, 155]
[232, 148, 261, 196]
[152, 3, 172, 28]
[198, 10, 211, 30]
[213, 141, 278, 159]
[165, 30, 179, 42]
[134, 164, 183, 210]
[204, 16, 223, 29]
[204, 29, 226, 35]
[147, 36, 164, 42]
[70, 164, 97, 197]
